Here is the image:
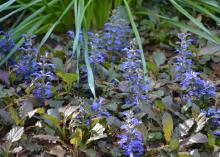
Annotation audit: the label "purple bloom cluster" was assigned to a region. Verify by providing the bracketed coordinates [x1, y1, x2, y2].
[91, 97, 110, 117]
[32, 52, 56, 99]
[104, 9, 131, 51]
[174, 33, 216, 103]
[15, 34, 39, 82]
[67, 30, 84, 42]
[88, 32, 107, 64]
[203, 108, 220, 136]
[117, 111, 144, 157]
[120, 48, 151, 106]
[0, 31, 15, 65]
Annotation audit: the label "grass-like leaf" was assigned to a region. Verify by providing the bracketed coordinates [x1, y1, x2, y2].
[83, 20, 96, 98]
[38, 0, 75, 48]
[123, 0, 148, 79]
[0, 0, 16, 12]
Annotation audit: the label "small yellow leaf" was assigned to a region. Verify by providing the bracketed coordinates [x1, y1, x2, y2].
[37, 108, 45, 114]
[162, 112, 173, 142]
[70, 128, 83, 146]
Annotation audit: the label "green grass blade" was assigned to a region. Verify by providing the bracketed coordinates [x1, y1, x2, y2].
[71, 0, 93, 57]
[83, 21, 96, 98]
[169, 0, 214, 37]
[123, 0, 148, 79]
[0, 0, 42, 23]
[13, 0, 59, 39]
[0, 0, 16, 12]
[179, 0, 220, 24]
[38, 0, 75, 48]
[76, 46, 81, 83]
[13, 14, 51, 40]
[136, 11, 220, 46]
[0, 17, 47, 66]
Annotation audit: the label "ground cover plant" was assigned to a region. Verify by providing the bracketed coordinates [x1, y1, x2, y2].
[0, 1, 220, 157]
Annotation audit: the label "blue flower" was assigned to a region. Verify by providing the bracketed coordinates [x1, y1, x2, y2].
[213, 130, 220, 136]
[32, 52, 56, 99]
[120, 48, 151, 107]
[203, 108, 220, 128]
[91, 98, 111, 119]
[91, 101, 101, 111]
[174, 33, 216, 103]
[88, 32, 107, 64]
[15, 34, 39, 82]
[118, 110, 144, 157]
[33, 82, 53, 99]
[104, 9, 131, 52]
[0, 31, 16, 65]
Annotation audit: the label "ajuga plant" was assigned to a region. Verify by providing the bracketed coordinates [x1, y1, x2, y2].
[104, 9, 131, 52]
[117, 111, 144, 157]
[15, 34, 56, 99]
[0, 31, 15, 66]
[15, 34, 39, 82]
[67, 8, 132, 80]
[173, 33, 216, 105]
[202, 108, 220, 137]
[32, 52, 57, 99]
[120, 46, 151, 107]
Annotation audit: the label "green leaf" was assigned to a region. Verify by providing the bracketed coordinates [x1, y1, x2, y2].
[169, 0, 214, 37]
[0, 0, 42, 23]
[83, 23, 96, 98]
[208, 133, 215, 147]
[155, 100, 165, 111]
[9, 107, 20, 125]
[148, 132, 163, 141]
[153, 52, 166, 67]
[111, 147, 121, 157]
[162, 112, 173, 142]
[87, 123, 107, 143]
[57, 72, 78, 91]
[178, 153, 193, 157]
[47, 109, 60, 120]
[6, 126, 24, 143]
[43, 113, 62, 134]
[136, 11, 220, 46]
[38, 0, 75, 48]
[0, 109, 14, 124]
[70, 128, 83, 146]
[106, 102, 118, 112]
[52, 57, 65, 72]
[169, 137, 179, 151]
[0, 0, 16, 12]
[147, 62, 159, 74]
[0, 85, 9, 98]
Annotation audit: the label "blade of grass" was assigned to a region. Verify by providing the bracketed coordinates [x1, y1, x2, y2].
[123, 0, 148, 79]
[11, 10, 26, 29]
[83, 20, 96, 99]
[169, 0, 216, 39]
[13, 14, 51, 39]
[178, 0, 220, 24]
[0, 0, 42, 23]
[136, 10, 220, 46]
[38, 0, 75, 48]
[13, 0, 59, 39]
[42, 0, 58, 18]
[76, 46, 81, 83]
[71, 0, 93, 57]
[0, 0, 16, 12]
[0, 17, 47, 66]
